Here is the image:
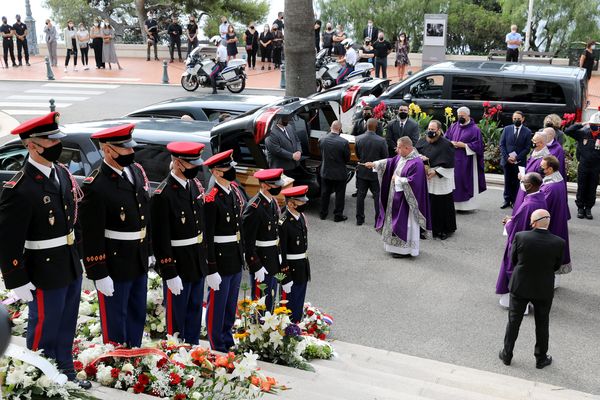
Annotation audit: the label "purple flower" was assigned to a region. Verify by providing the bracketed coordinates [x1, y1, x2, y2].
[284, 324, 301, 337]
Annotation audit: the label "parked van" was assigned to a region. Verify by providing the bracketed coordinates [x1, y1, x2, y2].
[355, 61, 588, 130]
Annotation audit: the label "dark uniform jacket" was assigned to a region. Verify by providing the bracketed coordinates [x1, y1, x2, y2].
[509, 229, 565, 300]
[80, 162, 151, 282]
[386, 117, 420, 154]
[204, 182, 245, 276]
[319, 132, 351, 181]
[242, 192, 281, 275]
[0, 162, 82, 290]
[355, 130, 388, 181]
[279, 208, 310, 284]
[565, 124, 600, 167]
[265, 124, 302, 171]
[151, 174, 207, 282]
[350, 118, 383, 137]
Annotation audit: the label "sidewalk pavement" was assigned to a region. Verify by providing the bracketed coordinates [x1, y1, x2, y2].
[2, 56, 598, 109]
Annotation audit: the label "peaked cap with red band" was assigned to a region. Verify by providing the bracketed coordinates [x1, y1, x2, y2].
[11, 111, 66, 140]
[203, 149, 236, 168]
[91, 123, 137, 148]
[281, 185, 309, 202]
[254, 168, 284, 186]
[167, 142, 205, 166]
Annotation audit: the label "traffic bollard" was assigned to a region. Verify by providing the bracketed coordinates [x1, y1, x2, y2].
[49, 99, 55, 112]
[162, 60, 169, 84]
[280, 62, 286, 89]
[45, 56, 55, 81]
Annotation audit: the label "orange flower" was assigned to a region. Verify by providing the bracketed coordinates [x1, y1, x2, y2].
[266, 376, 277, 385]
[261, 380, 272, 392]
[215, 355, 229, 368]
[250, 376, 261, 387]
[190, 347, 209, 363]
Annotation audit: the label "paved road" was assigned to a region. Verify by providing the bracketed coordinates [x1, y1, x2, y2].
[1, 81, 599, 394]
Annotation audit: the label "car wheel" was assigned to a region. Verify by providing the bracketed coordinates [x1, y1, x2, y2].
[181, 75, 199, 92]
[227, 77, 246, 93]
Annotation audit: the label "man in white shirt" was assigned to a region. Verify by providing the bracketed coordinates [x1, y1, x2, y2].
[210, 36, 228, 94]
[336, 38, 356, 84]
[219, 16, 229, 39]
[505, 25, 522, 62]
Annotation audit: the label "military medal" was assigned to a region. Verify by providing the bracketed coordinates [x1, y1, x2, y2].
[296, 236, 300, 246]
[43, 195, 51, 204]
[120, 207, 126, 222]
[181, 211, 186, 224]
[48, 210, 55, 226]
[226, 213, 230, 223]
[268, 222, 271, 231]
[198, 233, 203, 243]
[236, 231, 241, 242]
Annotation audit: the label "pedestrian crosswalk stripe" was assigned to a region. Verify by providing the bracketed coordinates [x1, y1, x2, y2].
[0, 102, 72, 108]
[8, 95, 90, 101]
[26, 89, 105, 95]
[43, 83, 120, 89]
[2, 110, 51, 116]
[61, 76, 141, 82]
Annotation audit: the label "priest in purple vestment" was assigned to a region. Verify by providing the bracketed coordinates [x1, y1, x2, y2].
[445, 106, 486, 211]
[540, 156, 571, 280]
[512, 132, 549, 212]
[497, 172, 547, 307]
[365, 137, 431, 258]
[543, 127, 566, 178]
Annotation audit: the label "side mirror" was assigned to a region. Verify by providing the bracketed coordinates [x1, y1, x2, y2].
[403, 93, 412, 102]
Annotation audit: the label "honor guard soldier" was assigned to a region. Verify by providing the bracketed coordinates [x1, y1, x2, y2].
[80, 124, 151, 348]
[0, 112, 90, 389]
[242, 168, 285, 311]
[279, 185, 310, 322]
[151, 142, 207, 345]
[203, 149, 246, 352]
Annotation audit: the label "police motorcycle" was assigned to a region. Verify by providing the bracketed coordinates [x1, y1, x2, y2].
[315, 39, 374, 92]
[181, 36, 247, 93]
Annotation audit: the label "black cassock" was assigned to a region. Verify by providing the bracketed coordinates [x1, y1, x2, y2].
[416, 136, 457, 237]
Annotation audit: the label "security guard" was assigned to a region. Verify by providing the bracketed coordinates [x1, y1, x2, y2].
[80, 124, 151, 348]
[203, 149, 246, 352]
[279, 185, 310, 322]
[13, 14, 29, 66]
[243, 169, 285, 311]
[0, 112, 90, 389]
[210, 35, 228, 94]
[1, 16, 16, 67]
[151, 142, 207, 345]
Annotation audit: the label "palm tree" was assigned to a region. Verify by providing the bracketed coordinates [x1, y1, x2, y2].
[284, 0, 316, 97]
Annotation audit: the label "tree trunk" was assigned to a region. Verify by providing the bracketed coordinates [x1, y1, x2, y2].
[134, 0, 147, 40]
[284, 0, 316, 97]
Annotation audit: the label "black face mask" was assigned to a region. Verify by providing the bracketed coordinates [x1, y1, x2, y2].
[398, 112, 408, 119]
[458, 117, 467, 125]
[364, 113, 372, 120]
[280, 120, 289, 127]
[222, 166, 236, 182]
[513, 120, 522, 127]
[544, 122, 553, 128]
[427, 130, 437, 138]
[268, 186, 282, 196]
[531, 142, 536, 148]
[295, 203, 307, 212]
[182, 166, 200, 179]
[36, 141, 63, 163]
[114, 152, 135, 168]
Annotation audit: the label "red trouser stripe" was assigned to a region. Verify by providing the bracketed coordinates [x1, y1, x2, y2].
[98, 292, 109, 344]
[166, 290, 173, 335]
[32, 289, 45, 351]
[281, 290, 287, 301]
[207, 289, 215, 349]
[255, 280, 260, 299]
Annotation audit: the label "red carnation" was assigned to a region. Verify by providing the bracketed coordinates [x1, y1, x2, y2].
[138, 373, 150, 386]
[111, 368, 120, 379]
[306, 309, 314, 317]
[496, 104, 502, 111]
[483, 101, 490, 107]
[156, 358, 168, 369]
[318, 333, 326, 340]
[186, 378, 194, 388]
[84, 364, 97, 377]
[169, 372, 182, 385]
[174, 394, 186, 400]
[73, 361, 83, 372]
[133, 382, 146, 394]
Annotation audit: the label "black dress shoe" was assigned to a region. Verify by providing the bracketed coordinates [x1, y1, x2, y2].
[319, 214, 327, 220]
[585, 208, 593, 220]
[351, 191, 358, 197]
[500, 202, 511, 209]
[577, 208, 585, 219]
[536, 355, 552, 369]
[334, 215, 348, 222]
[392, 253, 411, 258]
[420, 232, 427, 240]
[439, 232, 448, 240]
[356, 220, 364, 226]
[499, 349, 511, 366]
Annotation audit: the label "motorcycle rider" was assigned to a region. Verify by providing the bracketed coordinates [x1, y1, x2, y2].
[336, 39, 356, 85]
[210, 35, 228, 94]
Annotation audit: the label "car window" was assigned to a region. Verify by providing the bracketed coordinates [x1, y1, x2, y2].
[407, 75, 445, 99]
[58, 146, 86, 176]
[0, 144, 28, 171]
[451, 75, 502, 101]
[204, 109, 243, 122]
[0, 144, 87, 175]
[503, 79, 566, 104]
[130, 109, 207, 121]
[133, 144, 171, 182]
[220, 131, 268, 168]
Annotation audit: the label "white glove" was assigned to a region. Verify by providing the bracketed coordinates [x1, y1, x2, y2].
[148, 255, 156, 267]
[254, 267, 268, 283]
[95, 276, 115, 297]
[166, 276, 184, 296]
[11, 282, 36, 303]
[282, 281, 293, 294]
[206, 272, 222, 291]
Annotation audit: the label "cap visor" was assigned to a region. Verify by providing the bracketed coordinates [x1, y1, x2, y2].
[189, 158, 204, 166]
[118, 138, 138, 148]
[295, 195, 309, 202]
[47, 131, 66, 139]
[270, 178, 285, 186]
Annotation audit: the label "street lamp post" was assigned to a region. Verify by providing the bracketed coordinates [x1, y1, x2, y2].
[25, 0, 39, 55]
[524, 0, 534, 51]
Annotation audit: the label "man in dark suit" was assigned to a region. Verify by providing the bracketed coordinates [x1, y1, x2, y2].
[363, 19, 378, 42]
[500, 111, 532, 208]
[386, 105, 420, 155]
[319, 120, 351, 221]
[351, 106, 383, 137]
[355, 118, 388, 225]
[499, 209, 565, 370]
[265, 115, 302, 175]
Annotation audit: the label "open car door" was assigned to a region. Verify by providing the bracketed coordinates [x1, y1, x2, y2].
[308, 77, 390, 113]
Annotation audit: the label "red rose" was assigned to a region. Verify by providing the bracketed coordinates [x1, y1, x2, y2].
[111, 368, 120, 379]
[496, 105, 502, 111]
[483, 101, 490, 107]
[174, 394, 186, 400]
[169, 372, 182, 385]
[306, 310, 314, 316]
[133, 382, 146, 394]
[156, 358, 168, 369]
[84, 364, 97, 377]
[138, 373, 150, 386]
[318, 333, 326, 340]
[73, 361, 83, 372]
[186, 378, 194, 388]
